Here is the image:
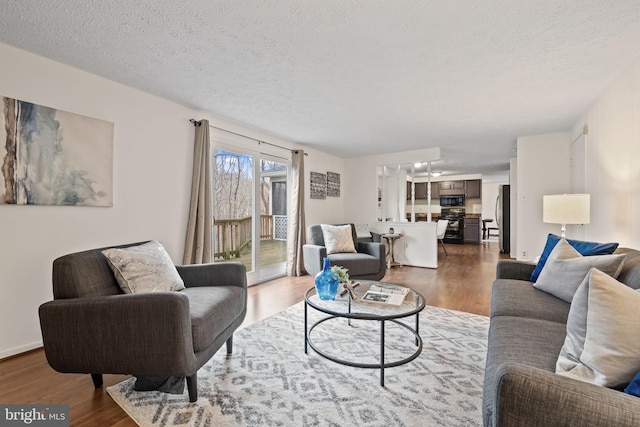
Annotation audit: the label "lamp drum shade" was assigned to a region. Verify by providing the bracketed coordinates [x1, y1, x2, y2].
[543, 194, 591, 225]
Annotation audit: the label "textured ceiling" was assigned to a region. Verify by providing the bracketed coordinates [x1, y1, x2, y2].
[1, 1, 640, 176]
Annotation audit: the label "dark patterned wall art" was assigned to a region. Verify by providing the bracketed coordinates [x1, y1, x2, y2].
[327, 171, 340, 197]
[1, 96, 114, 206]
[310, 171, 326, 199]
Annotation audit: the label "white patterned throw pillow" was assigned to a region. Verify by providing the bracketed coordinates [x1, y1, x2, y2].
[320, 224, 357, 254]
[102, 240, 185, 293]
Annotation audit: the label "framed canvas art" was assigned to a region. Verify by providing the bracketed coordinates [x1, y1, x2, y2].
[327, 171, 340, 197]
[310, 171, 326, 199]
[1, 96, 114, 206]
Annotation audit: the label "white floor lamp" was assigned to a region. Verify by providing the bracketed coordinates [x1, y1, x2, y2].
[543, 194, 590, 238]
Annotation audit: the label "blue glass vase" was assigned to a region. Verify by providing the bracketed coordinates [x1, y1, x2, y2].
[315, 258, 339, 300]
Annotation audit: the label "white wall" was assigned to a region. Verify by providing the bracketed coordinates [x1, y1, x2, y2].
[0, 43, 192, 357]
[343, 148, 441, 225]
[481, 182, 505, 221]
[513, 54, 640, 258]
[509, 158, 518, 258]
[0, 42, 340, 358]
[570, 54, 640, 248]
[302, 150, 346, 227]
[516, 132, 571, 261]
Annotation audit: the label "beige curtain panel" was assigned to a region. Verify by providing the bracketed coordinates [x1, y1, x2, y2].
[183, 119, 213, 264]
[287, 149, 306, 276]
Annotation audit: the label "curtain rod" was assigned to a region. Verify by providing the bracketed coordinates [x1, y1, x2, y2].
[190, 119, 307, 156]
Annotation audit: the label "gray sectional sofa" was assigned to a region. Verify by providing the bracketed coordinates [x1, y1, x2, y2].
[483, 247, 640, 427]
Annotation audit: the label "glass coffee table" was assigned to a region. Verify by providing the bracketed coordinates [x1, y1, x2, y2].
[304, 280, 425, 386]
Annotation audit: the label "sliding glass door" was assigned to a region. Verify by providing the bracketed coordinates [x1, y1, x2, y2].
[212, 147, 288, 285]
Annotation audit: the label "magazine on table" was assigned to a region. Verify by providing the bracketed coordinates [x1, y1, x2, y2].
[361, 283, 410, 306]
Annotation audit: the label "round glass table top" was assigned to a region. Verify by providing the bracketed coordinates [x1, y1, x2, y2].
[305, 280, 425, 320]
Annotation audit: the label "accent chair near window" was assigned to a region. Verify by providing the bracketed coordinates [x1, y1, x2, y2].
[38, 241, 247, 402]
[303, 223, 386, 280]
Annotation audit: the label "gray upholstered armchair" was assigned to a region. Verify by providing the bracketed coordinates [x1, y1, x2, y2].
[38, 242, 247, 402]
[303, 223, 386, 280]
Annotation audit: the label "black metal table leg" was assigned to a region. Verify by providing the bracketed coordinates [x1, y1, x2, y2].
[380, 320, 385, 387]
[304, 301, 308, 354]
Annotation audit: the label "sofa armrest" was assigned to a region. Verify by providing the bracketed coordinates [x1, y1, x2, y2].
[303, 244, 327, 276]
[495, 363, 640, 427]
[39, 293, 196, 376]
[495, 259, 536, 281]
[357, 241, 385, 260]
[176, 262, 247, 289]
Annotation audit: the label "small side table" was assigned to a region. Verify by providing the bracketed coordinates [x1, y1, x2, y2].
[381, 233, 403, 268]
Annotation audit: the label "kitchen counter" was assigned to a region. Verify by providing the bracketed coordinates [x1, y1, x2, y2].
[407, 213, 441, 221]
[370, 221, 438, 268]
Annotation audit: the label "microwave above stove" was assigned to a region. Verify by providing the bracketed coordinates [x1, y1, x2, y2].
[440, 195, 465, 207]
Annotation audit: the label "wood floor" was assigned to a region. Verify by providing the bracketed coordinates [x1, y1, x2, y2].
[0, 241, 507, 426]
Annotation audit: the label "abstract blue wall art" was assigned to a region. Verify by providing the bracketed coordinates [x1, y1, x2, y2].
[1, 97, 114, 206]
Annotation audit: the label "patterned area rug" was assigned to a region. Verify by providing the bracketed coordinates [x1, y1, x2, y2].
[107, 302, 489, 426]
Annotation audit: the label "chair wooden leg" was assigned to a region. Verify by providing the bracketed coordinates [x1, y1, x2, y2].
[226, 335, 233, 354]
[187, 374, 198, 402]
[91, 374, 103, 388]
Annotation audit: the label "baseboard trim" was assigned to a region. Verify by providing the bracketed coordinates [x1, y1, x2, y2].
[0, 341, 43, 360]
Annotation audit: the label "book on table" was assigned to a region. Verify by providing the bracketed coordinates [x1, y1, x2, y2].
[361, 283, 410, 306]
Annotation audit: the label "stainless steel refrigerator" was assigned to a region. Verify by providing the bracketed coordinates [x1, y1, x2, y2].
[495, 184, 510, 254]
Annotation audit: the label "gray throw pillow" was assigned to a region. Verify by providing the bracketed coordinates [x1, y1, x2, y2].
[102, 240, 185, 293]
[533, 238, 626, 302]
[556, 268, 640, 387]
[555, 269, 594, 374]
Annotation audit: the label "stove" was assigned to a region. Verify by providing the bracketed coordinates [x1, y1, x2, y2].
[440, 208, 465, 244]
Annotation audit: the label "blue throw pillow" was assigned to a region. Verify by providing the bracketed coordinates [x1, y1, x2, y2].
[625, 371, 640, 397]
[529, 234, 619, 282]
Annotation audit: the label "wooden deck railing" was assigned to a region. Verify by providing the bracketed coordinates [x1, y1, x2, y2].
[260, 215, 273, 240]
[214, 215, 275, 260]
